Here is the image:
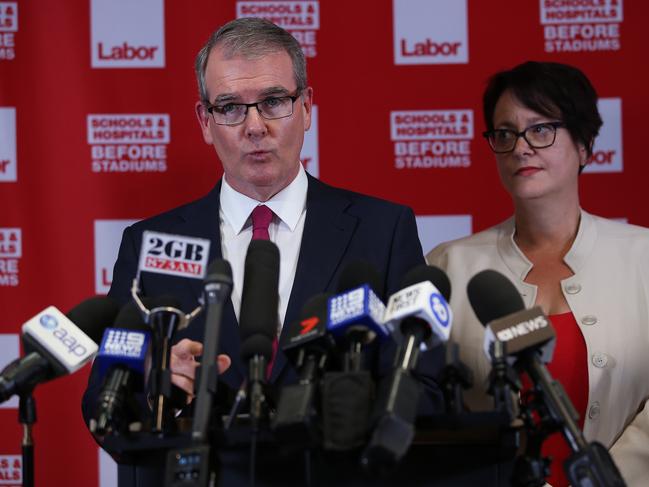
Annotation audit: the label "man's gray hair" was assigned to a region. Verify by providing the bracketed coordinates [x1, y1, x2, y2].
[195, 17, 307, 105]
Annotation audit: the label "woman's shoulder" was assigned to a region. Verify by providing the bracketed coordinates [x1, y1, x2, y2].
[426, 218, 510, 266]
[587, 211, 649, 243]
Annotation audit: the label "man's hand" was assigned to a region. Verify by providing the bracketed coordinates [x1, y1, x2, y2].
[170, 338, 231, 402]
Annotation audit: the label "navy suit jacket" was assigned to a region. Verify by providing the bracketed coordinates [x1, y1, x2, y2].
[83, 175, 442, 486]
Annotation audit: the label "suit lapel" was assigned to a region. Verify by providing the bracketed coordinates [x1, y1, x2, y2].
[177, 181, 245, 386]
[270, 176, 357, 382]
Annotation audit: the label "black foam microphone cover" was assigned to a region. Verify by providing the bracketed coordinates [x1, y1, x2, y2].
[336, 260, 383, 297]
[239, 239, 280, 362]
[399, 264, 451, 301]
[467, 269, 525, 326]
[300, 292, 330, 320]
[205, 258, 233, 286]
[66, 296, 120, 344]
[112, 298, 161, 332]
[321, 371, 373, 450]
[240, 335, 274, 363]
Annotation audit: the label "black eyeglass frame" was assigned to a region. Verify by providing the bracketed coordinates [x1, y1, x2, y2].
[205, 90, 302, 126]
[482, 121, 566, 153]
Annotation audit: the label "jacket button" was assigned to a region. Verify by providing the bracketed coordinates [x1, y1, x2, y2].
[592, 353, 608, 368]
[588, 402, 600, 420]
[581, 315, 598, 326]
[565, 283, 582, 294]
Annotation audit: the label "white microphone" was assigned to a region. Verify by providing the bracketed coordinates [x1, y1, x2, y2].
[0, 297, 118, 403]
[361, 265, 452, 470]
[22, 307, 100, 372]
[384, 266, 452, 357]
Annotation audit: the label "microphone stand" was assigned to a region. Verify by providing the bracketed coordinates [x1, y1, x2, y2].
[513, 351, 626, 487]
[248, 354, 268, 487]
[1, 356, 44, 487]
[343, 329, 367, 372]
[131, 279, 202, 434]
[512, 397, 551, 487]
[148, 306, 185, 434]
[19, 391, 36, 487]
[487, 340, 519, 420]
[438, 342, 473, 415]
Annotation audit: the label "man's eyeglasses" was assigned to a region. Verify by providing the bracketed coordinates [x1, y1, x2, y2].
[483, 121, 565, 153]
[206, 90, 302, 126]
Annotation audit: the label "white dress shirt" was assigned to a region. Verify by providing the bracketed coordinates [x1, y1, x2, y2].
[219, 164, 308, 329]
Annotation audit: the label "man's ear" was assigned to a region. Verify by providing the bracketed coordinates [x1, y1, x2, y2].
[301, 87, 313, 132]
[195, 101, 213, 145]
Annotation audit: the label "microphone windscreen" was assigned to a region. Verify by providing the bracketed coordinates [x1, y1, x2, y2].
[399, 264, 451, 302]
[66, 296, 120, 344]
[112, 299, 157, 332]
[467, 270, 525, 326]
[336, 261, 383, 298]
[281, 292, 332, 356]
[239, 240, 280, 358]
[240, 334, 274, 362]
[205, 258, 233, 285]
[300, 292, 331, 320]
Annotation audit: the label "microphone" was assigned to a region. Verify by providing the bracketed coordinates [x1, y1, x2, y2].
[384, 264, 452, 362]
[239, 240, 280, 426]
[90, 301, 152, 436]
[238, 240, 279, 487]
[466, 269, 526, 417]
[321, 261, 386, 451]
[467, 269, 625, 487]
[362, 265, 453, 470]
[163, 260, 232, 487]
[0, 297, 118, 403]
[272, 293, 334, 442]
[468, 270, 556, 365]
[326, 261, 388, 372]
[192, 258, 233, 442]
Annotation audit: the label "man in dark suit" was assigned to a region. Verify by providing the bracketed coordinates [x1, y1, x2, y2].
[83, 17, 439, 486]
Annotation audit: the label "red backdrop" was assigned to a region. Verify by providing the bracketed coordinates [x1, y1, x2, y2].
[1, 0, 646, 485]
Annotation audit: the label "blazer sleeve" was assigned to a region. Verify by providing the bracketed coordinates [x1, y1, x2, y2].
[609, 236, 649, 485]
[609, 399, 649, 485]
[609, 251, 649, 485]
[383, 205, 425, 295]
[107, 224, 142, 306]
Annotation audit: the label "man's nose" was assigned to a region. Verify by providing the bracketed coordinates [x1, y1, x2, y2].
[244, 105, 268, 137]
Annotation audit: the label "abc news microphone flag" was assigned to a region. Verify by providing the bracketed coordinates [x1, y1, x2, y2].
[2, 1, 649, 485]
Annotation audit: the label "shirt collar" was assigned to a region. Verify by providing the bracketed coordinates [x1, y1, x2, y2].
[220, 164, 308, 234]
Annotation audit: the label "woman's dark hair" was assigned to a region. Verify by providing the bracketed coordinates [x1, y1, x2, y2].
[483, 61, 603, 160]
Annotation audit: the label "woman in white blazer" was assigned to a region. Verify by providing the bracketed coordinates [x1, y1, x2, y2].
[427, 61, 649, 486]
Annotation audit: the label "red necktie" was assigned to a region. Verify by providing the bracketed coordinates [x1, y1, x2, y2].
[250, 205, 277, 379]
[251, 205, 273, 241]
